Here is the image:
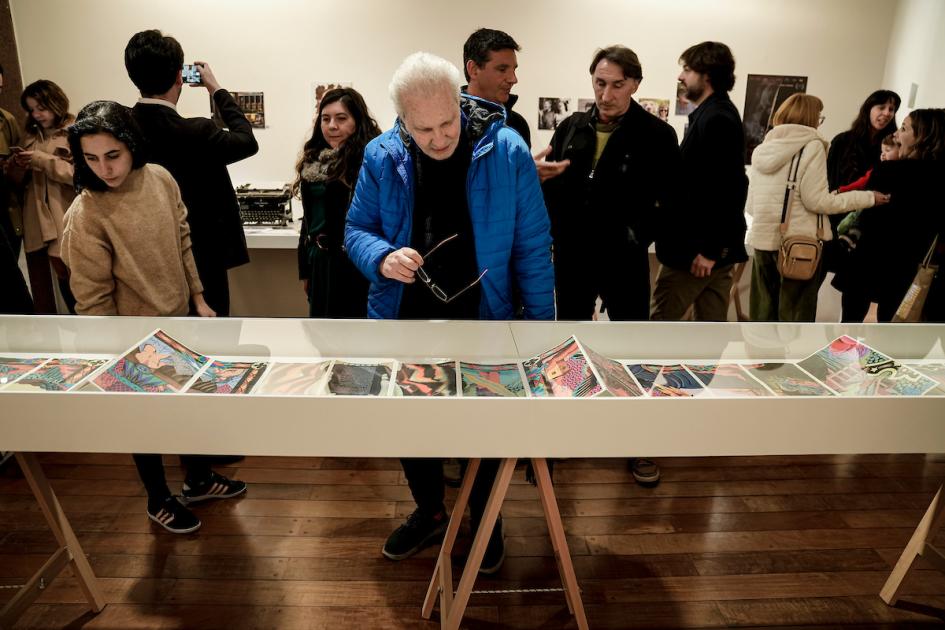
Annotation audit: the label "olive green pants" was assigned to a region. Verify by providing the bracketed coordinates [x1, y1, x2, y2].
[749, 249, 824, 322]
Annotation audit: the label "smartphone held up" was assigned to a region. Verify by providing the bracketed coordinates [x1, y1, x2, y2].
[182, 63, 202, 85]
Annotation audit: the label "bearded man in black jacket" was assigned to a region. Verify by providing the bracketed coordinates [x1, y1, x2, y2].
[125, 29, 258, 317]
[652, 41, 748, 321]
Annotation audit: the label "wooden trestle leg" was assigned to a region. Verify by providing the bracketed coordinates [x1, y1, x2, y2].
[0, 453, 105, 628]
[881, 483, 945, 605]
[422, 457, 589, 630]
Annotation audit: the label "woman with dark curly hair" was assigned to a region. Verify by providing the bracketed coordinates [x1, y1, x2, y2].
[834, 108, 945, 322]
[10, 80, 76, 312]
[61, 100, 245, 534]
[293, 87, 381, 317]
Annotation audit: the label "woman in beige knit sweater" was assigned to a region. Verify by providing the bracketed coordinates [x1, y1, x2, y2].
[745, 93, 889, 322]
[61, 101, 245, 534]
[10, 80, 77, 313]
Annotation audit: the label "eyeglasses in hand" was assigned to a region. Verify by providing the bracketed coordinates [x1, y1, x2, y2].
[415, 233, 488, 304]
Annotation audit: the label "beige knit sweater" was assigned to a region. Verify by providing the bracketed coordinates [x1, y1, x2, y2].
[61, 164, 203, 316]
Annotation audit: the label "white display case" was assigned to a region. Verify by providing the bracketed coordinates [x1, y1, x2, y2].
[1, 315, 943, 458]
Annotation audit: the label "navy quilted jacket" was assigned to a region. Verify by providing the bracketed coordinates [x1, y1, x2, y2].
[344, 95, 555, 320]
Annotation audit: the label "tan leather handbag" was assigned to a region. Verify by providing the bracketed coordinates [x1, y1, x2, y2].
[777, 147, 824, 281]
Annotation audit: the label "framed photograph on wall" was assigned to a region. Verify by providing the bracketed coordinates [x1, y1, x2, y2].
[639, 98, 670, 122]
[743, 74, 808, 163]
[313, 82, 352, 116]
[211, 91, 265, 128]
[538, 97, 572, 130]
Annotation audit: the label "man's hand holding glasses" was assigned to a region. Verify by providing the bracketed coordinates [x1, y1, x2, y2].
[380, 234, 488, 304]
[381, 247, 424, 284]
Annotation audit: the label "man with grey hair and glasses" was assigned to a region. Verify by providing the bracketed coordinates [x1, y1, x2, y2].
[345, 51, 554, 572]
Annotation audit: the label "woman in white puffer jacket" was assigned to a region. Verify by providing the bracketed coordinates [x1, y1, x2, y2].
[746, 93, 888, 321]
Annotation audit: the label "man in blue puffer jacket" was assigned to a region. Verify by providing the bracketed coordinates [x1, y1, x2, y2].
[345, 52, 554, 572]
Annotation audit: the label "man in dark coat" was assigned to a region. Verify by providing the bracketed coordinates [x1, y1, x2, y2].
[461, 28, 531, 148]
[125, 29, 258, 316]
[537, 45, 679, 321]
[536, 45, 679, 488]
[652, 41, 748, 321]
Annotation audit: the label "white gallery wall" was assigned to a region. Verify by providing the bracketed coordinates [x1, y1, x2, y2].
[883, 0, 945, 114]
[10, 0, 933, 186]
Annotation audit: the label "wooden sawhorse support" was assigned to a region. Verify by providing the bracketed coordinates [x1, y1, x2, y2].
[0, 453, 105, 628]
[881, 482, 945, 605]
[422, 457, 589, 630]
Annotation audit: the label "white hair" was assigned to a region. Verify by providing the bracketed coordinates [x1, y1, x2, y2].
[389, 51, 463, 118]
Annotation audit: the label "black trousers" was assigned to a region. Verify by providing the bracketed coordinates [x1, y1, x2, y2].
[133, 454, 212, 505]
[401, 458, 501, 525]
[554, 244, 651, 321]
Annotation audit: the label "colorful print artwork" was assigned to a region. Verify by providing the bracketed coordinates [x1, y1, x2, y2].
[92, 330, 208, 393]
[4, 358, 107, 392]
[395, 361, 457, 396]
[460, 362, 526, 397]
[685, 364, 771, 397]
[0, 357, 48, 386]
[745, 362, 833, 397]
[188, 361, 268, 395]
[627, 364, 705, 397]
[798, 336, 937, 396]
[523, 337, 601, 398]
[904, 362, 945, 396]
[328, 361, 393, 396]
[581, 345, 643, 397]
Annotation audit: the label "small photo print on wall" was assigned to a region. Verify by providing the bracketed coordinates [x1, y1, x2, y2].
[743, 74, 808, 163]
[639, 98, 670, 122]
[538, 97, 571, 130]
[577, 98, 595, 113]
[675, 83, 696, 116]
[211, 92, 265, 128]
[313, 82, 352, 115]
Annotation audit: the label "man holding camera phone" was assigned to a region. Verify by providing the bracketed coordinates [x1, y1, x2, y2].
[124, 29, 258, 317]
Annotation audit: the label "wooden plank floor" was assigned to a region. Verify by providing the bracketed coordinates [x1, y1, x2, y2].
[1, 454, 944, 629]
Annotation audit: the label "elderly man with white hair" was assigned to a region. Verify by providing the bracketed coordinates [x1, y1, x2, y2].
[345, 52, 554, 571]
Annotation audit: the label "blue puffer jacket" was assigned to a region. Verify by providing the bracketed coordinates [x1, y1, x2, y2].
[344, 94, 555, 320]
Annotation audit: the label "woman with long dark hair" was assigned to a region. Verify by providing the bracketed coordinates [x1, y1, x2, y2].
[294, 88, 381, 317]
[10, 80, 77, 313]
[61, 101, 245, 533]
[827, 90, 901, 190]
[835, 108, 945, 322]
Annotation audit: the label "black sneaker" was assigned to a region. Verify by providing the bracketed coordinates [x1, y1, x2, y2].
[147, 496, 201, 534]
[180, 471, 247, 505]
[629, 458, 661, 486]
[382, 508, 448, 560]
[478, 518, 506, 575]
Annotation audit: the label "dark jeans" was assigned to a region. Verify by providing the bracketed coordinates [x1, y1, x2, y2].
[401, 458, 501, 525]
[554, 245, 651, 321]
[133, 454, 213, 506]
[749, 249, 823, 322]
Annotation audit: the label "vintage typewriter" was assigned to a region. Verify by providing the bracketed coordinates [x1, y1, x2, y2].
[235, 183, 293, 227]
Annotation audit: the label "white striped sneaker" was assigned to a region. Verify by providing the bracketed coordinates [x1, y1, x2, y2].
[180, 472, 247, 505]
[147, 496, 201, 534]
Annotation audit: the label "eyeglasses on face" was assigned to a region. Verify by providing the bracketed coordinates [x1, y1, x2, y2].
[416, 233, 488, 304]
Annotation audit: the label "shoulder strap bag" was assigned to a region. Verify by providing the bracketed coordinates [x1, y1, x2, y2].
[777, 147, 825, 281]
